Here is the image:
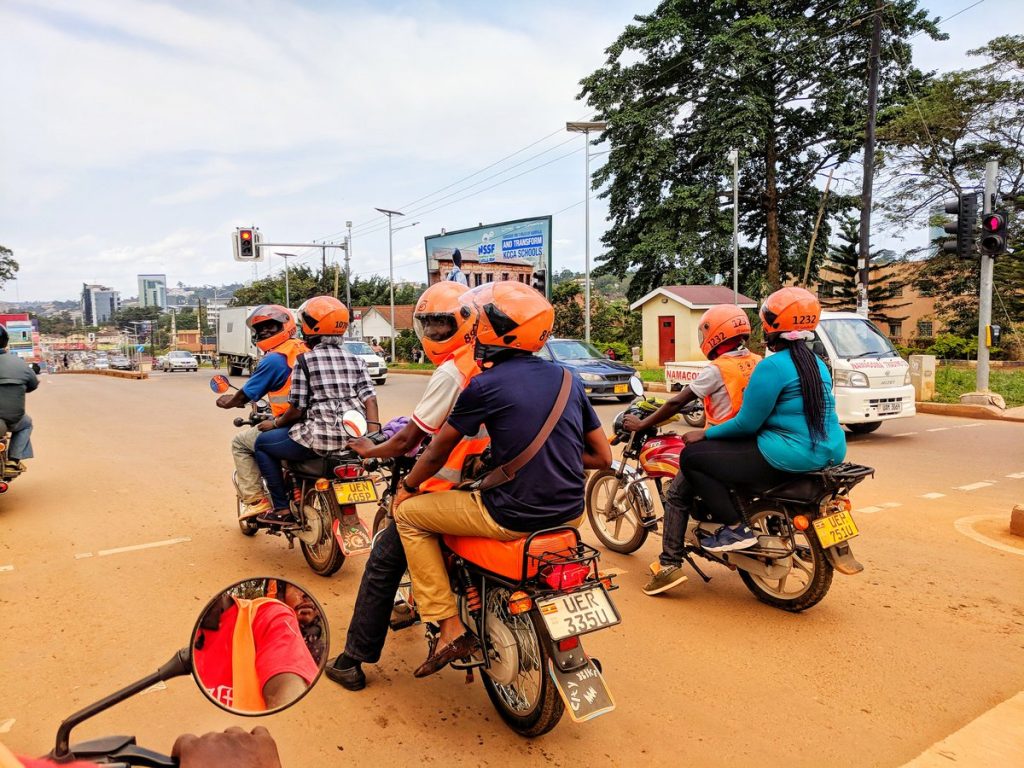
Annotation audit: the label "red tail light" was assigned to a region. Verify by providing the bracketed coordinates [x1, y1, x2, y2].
[0, 482, 10, 494]
[333, 464, 363, 480]
[557, 637, 579, 652]
[541, 563, 589, 590]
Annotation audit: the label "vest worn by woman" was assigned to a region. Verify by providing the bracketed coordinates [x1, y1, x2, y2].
[266, 338, 310, 418]
[705, 352, 762, 426]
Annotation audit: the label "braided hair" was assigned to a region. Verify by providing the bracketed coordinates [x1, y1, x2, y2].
[770, 334, 827, 443]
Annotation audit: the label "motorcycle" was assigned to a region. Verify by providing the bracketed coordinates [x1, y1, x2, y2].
[586, 376, 873, 612]
[210, 375, 378, 576]
[40, 577, 329, 765]
[0, 423, 21, 493]
[346, 412, 620, 737]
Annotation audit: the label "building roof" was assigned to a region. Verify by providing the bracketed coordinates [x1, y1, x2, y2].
[353, 305, 416, 331]
[629, 285, 758, 311]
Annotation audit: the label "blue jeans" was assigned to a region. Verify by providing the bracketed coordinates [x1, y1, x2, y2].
[8, 414, 33, 460]
[253, 427, 317, 511]
[343, 523, 407, 664]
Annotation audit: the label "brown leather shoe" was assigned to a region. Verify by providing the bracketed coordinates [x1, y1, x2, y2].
[413, 632, 480, 678]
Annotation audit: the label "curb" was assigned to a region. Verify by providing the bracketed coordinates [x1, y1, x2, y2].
[58, 370, 149, 380]
[915, 401, 1024, 423]
[389, 368, 436, 377]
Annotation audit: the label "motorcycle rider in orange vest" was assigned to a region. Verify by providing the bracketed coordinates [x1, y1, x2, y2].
[215, 305, 309, 520]
[621, 303, 761, 596]
[325, 281, 485, 691]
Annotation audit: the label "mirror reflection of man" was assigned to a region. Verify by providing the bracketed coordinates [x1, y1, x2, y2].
[281, 583, 325, 663]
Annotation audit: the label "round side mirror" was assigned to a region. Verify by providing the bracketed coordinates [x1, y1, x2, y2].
[341, 410, 367, 438]
[628, 375, 644, 398]
[209, 375, 230, 394]
[191, 578, 328, 716]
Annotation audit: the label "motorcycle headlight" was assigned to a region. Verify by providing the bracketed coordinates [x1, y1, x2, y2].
[578, 372, 603, 382]
[833, 369, 869, 388]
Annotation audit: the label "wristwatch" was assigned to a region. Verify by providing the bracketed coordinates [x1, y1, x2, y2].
[402, 480, 419, 494]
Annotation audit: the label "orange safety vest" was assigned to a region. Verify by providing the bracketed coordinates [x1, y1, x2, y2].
[267, 338, 310, 418]
[230, 597, 279, 712]
[420, 346, 490, 493]
[704, 351, 762, 426]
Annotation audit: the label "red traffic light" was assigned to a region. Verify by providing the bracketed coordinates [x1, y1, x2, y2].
[982, 214, 1002, 232]
[240, 230, 252, 240]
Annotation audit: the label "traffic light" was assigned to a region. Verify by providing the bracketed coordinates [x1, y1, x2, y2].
[531, 269, 546, 297]
[979, 210, 1008, 256]
[941, 192, 978, 259]
[239, 228, 254, 260]
[233, 227, 262, 262]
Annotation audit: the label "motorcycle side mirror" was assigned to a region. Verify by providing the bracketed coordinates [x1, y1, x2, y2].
[341, 409, 368, 438]
[191, 577, 329, 716]
[628, 375, 644, 398]
[209, 375, 231, 394]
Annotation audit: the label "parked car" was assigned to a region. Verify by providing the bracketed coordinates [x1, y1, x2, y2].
[343, 340, 388, 385]
[161, 350, 198, 372]
[537, 338, 638, 401]
[109, 355, 133, 370]
[93, 355, 110, 370]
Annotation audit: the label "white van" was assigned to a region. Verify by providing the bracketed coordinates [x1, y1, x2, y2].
[343, 340, 388, 385]
[810, 311, 915, 434]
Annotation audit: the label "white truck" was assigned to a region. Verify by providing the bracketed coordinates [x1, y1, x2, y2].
[664, 310, 915, 434]
[217, 306, 260, 376]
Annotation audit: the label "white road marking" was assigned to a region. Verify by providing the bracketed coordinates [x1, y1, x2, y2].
[0, 564, 12, 573]
[880, 502, 902, 509]
[1007, 472, 1024, 480]
[926, 427, 950, 432]
[0, 718, 14, 733]
[856, 506, 883, 514]
[73, 552, 93, 560]
[96, 536, 191, 557]
[954, 515, 1024, 557]
[958, 423, 983, 428]
[920, 492, 946, 500]
[893, 432, 917, 437]
[955, 482, 995, 492]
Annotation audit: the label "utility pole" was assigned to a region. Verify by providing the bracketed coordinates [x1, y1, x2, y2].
[345, 221, 354, 336]
[857, 0, 883, 318]
[976, 160, 998, 392]
[727, 148, 740, 302]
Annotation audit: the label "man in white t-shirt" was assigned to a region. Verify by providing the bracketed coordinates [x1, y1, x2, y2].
[325, 281, 484, 692]
[445, 248, 469, 286]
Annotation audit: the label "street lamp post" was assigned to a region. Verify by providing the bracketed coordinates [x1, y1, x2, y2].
[727, 148, 740, 303]
[566, 120, 608, 345]
[273, 252, 295, 308]
[345, 220, 354, 337]
[374, 208, 405, 363]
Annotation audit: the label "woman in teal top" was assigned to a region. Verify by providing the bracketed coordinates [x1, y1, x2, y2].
[680, 287, 846, 553]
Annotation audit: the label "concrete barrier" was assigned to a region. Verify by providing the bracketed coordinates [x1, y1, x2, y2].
[58, 370, 148, 380]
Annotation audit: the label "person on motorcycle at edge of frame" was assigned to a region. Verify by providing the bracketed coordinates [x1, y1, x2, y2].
[215, 305, 309, 520]
[679, 287, 846, 553]
[252, 296, 378, 527]
[324, 280, 488, 691]
[621, 303, 762, 595]
[0, 325, 38, 478]
[392, 281, 613, 679]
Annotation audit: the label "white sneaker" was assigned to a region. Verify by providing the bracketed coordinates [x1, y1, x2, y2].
[240, 497, 272, 519]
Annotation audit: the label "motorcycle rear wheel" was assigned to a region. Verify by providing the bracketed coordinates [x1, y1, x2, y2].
[300, 489, 345, 576]
[737, 502, 833, 612]
[480, 587, 563, 737]
[683, 408, 706, 428]
[585, 469, 649, 554]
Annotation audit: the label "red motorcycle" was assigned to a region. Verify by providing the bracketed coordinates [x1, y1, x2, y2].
[585, 379, 872, 612]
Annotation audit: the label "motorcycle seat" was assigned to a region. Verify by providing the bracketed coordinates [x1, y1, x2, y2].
[287, 454, 356, 478]
[443, 528, 580, 582]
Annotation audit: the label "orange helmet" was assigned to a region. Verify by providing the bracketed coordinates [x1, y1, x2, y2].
[697, 304, 751, 358]
[297, 296, 349, 338]
[466, 281, 553, 355]
[760, 287, 821, 335]
[246, 304, 297, 353]
[414, 282, 476, 365]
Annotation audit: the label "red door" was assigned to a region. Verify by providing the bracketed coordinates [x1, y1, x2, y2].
[658, 316, 675, 366]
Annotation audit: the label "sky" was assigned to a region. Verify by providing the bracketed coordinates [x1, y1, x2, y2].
[0, 0, 1013, 303]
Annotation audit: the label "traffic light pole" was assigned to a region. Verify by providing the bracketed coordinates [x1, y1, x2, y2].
[976, 160, 998, 392]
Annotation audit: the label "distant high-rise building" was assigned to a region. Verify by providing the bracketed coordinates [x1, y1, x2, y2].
[138, 274, 167, 309]
[81, 284, 121, 325]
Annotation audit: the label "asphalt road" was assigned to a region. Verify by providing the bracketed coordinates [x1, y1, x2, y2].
[1, 370, 1022, 767]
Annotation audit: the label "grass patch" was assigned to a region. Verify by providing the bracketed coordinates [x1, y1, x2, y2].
[389, 362, 436, 371]
[636, 367, 664, 383]
[934, 364, 1024, 408]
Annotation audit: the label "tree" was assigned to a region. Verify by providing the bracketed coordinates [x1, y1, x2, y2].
[0, 245, 19, 289]
[35, 311, 75, 336]
[878, 35, 1024, 334]
[578, 1, 941, 302]
[230, 268, 422, 309]
[818, 214, 909, 326]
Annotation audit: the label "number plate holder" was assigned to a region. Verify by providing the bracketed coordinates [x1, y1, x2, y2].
[536, 586, 620, 641]
[812, 510, 859, 549]
[613, 383, 628, 394]
[547, 658, 616, 723]
[333, 479, 379, 505]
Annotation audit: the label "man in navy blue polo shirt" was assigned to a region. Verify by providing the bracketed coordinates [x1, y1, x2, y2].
[392, 281, 612, 679]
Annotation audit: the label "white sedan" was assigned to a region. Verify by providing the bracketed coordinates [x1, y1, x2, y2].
[161, 351, 198, 372]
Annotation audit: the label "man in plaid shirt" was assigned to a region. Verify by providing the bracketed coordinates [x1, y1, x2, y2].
[254, 297, 378, 526]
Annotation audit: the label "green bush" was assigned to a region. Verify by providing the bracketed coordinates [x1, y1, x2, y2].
[926, 333, 977, 360]
[394, 330, 420, 362]
[595, 340, 631, 360]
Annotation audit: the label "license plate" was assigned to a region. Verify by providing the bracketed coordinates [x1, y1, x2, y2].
[812, 510, 859, 548]
[613, 383, 628, 394]
[878, 401, 902, 414]
[536, 586, 620, 641]
[333, 479, 378, 505]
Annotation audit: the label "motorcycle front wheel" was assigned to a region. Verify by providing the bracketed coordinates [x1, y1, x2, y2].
[738, 502, 833, 612]
[683, 408, 706, 428]
[480, 586, 563, 737]
[299, 488, 345, 576]
[585, 469, 650, 554]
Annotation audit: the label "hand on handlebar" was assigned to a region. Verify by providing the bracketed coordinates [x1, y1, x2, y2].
[621, 414, 643, 433]
[172, 726, 282, 768]
[256, 419, 278, 433]
[347, 436, 374, 457]
[682, 429, 706, 445]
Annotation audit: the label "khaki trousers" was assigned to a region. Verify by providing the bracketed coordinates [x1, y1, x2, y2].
[394, 490, 521, 623]
[231, 425, 265, 502]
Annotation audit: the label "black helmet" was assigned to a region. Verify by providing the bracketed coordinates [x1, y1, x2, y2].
[0, 326, 8, 349]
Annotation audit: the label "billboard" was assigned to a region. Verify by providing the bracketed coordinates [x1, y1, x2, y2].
[424, 216, 552, 298]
